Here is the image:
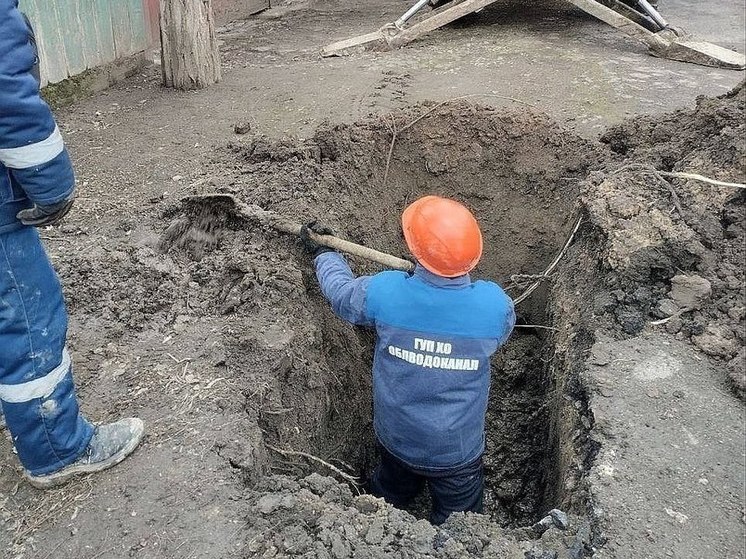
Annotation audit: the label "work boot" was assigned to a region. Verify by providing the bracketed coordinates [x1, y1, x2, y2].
[25, 418, 145, 489]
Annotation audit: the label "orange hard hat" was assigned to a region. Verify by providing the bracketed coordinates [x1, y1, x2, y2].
[401, 196, 483, 278]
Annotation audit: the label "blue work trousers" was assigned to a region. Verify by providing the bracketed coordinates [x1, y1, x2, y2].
[0, 227, 92, 475]
[369, 441, 484, 525]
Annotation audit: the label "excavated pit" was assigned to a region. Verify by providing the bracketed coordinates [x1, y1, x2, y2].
[291, 221, 572, 528]
[167, 104, 603, 528]
[31, 86, 738, 559]
[293, 111, 597, 526]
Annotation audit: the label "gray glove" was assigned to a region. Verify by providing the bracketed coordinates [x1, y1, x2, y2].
[17, 197, 74, 227]
[300, 221, 336, 258]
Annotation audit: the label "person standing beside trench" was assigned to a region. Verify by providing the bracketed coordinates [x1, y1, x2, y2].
[301, 195, 515, 524]
[0, 0, 144, 488]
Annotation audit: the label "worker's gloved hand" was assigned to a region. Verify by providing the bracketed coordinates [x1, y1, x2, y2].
[300, 220, 336, 258]
[16, 197, 75, 227]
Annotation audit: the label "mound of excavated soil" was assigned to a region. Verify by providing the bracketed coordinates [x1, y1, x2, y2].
[601, 82, 745, 175]
[589, 81, 745, 397]
[243, 473, 589, 559]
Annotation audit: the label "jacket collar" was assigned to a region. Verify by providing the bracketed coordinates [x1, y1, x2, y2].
[413, 264, 471, 289]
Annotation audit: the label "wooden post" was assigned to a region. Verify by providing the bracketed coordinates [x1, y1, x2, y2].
[159, 0, 221, 90]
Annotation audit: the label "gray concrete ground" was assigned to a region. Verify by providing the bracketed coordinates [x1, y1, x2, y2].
[588, 333, 745, 559]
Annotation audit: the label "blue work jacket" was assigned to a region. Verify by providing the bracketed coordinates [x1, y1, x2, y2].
[0, 0, 75, 234]
[315, 251, 515, 470]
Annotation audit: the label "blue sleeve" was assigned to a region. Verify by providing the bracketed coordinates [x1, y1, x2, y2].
[497, 298, 516, 346]
[0, 1, 76, 205]
[314, 252, 374, 327]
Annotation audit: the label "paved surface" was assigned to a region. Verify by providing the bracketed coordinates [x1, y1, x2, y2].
[588, 333, 745, 559]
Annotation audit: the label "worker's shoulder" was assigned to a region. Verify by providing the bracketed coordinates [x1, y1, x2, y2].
[371, 269, 409, 283]
[365, 271, 408, 315]
[471, 279, 514, 307]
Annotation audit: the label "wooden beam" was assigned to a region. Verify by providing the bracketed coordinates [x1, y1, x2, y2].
[323, 0, 502, 56]
[567, 0, 745, 69]
[388, 0, 501, 49]
[322, 0, 745, 69]
[566, 0, 666, 49]
[321, 30, 387, 57]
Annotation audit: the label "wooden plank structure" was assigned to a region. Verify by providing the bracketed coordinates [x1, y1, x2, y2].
[322, 0, 745, 70]
[159, 0, 222, 90]
[19, 0, 271, 87]
[19, 0, 156, 85]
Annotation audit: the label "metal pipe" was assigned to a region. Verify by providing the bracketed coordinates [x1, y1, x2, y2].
[637, 0, 668, 29]
[395, 0, 432, 28]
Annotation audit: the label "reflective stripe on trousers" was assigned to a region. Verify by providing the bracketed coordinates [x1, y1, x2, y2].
[0, 226, 92, 475]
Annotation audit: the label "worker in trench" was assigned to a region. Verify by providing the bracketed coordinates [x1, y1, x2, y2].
[0, 0, 144, 489]
[301, 196, 515, 524]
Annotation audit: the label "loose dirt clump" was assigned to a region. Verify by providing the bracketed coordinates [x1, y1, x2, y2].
[587, 81, 745, 397]
[57, 243, 180, 335]
[243, 473, 590, 559]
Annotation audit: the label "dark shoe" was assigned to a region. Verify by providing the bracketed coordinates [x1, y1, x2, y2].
[25, 418, 145, 489]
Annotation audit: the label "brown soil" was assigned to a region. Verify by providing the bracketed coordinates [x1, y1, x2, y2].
[1, 63, 743, 558]
[153, 82, 743, 557]
[591, 81, 745, 396]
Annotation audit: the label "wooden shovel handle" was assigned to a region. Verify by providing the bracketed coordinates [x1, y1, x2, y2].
[229, 197, 415, 272]
[309, 232, 415, 272]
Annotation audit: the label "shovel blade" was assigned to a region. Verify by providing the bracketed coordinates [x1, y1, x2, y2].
[159, 194, 242, 257]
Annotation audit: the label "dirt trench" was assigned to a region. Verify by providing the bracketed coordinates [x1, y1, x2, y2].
[3, 83, 737, 559]
[161, 104, 603, 537]
[258, 106, 600, 527]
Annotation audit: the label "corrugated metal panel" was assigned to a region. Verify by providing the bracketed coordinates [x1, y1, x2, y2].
[19, 0, 154, 85]
[22, 1, 69, 84]
[110, 0, 135, 57]
[128, 0, 148, 50]
[57, 0, 88, 74]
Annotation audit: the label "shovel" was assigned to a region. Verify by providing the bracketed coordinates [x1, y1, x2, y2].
[164, 193, 415, 272]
